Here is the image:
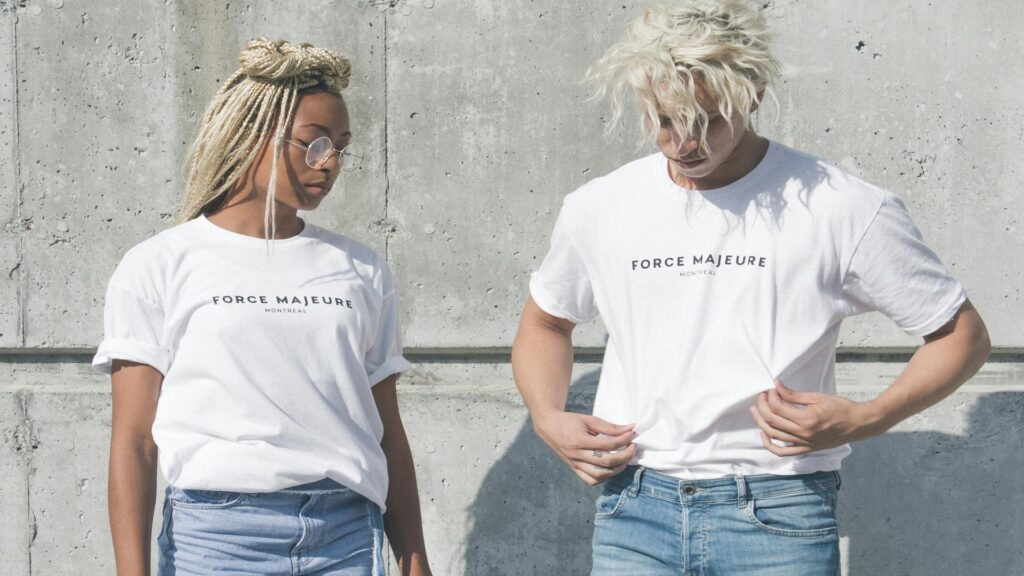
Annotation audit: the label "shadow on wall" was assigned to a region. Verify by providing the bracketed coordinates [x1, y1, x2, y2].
[462, 377, 1024, 576]
[840, 390, 1024, 576]
[461, 368, 603, 576]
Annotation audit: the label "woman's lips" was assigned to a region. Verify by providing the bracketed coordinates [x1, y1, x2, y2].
[305, 182, 332, 195]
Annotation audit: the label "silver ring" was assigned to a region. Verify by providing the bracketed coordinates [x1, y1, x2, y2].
[592, 450, 604, 459]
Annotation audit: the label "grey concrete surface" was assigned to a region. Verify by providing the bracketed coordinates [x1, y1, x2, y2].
[1, 0, 1022, 575]
[1, 0, 1020, 350]
[2, 359, 1023, 575]
[1, 8, 20, 348]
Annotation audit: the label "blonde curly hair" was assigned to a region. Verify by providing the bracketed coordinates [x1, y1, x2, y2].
[587, 1, 781, 156]
[177, 37, 352, 240]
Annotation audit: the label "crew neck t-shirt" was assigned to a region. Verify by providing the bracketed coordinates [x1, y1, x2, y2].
[530, 141, 966, 479]
[93, 215, 411, 508]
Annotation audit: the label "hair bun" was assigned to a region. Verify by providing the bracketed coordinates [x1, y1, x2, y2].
[237, 37, 352, 91]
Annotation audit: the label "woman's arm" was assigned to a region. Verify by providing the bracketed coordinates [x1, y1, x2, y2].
[372, 375, 432, 576]
[108, 360, 162, 576]
[752, 300, 991, 453]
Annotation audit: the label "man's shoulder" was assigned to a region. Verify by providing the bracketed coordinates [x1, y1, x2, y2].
[770, 142, 889, 212]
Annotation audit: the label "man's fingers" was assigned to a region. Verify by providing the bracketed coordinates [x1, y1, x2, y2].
[582, 415, 635, 437]
[749, 406, 810, 446]
[576, 429, 635, 452]
[774, 378, 819, 405]
[572, 468, 603, 486]
[756, 392, 805, 436]
[578, 442, 636, 469]
[583, 461, 629, 482]
[760, 431, 813, 457]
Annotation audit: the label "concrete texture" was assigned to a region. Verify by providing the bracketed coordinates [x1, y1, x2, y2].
[1, 359, 1023, 575]
[0, 0, 1022, 575]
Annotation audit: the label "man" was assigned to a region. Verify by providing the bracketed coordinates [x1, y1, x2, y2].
[511, 2, 991, 574]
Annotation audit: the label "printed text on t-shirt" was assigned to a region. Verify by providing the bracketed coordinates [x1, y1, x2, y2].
[630, 253, 768, 271]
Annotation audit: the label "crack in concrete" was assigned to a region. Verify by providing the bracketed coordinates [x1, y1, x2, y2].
[382, 8, 391, 261]
[15, 390, 37, 574]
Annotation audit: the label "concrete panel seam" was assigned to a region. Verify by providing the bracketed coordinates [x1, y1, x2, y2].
[7, 7, 25, 348]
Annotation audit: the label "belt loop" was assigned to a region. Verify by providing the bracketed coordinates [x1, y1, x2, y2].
[627, 466, 645, 497]
[735, 475, 748, 509]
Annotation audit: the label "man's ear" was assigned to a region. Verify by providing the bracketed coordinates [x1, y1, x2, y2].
[751, 89, 765, 113]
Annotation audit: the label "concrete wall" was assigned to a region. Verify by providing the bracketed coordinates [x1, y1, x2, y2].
[1, 1, 1021, 575]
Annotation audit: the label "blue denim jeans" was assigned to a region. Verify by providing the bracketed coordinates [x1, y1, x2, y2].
[591, 466, 840, 576]
[157, 479, 385, 576]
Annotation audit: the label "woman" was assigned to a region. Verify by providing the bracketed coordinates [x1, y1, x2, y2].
[94, 38, 432, 576]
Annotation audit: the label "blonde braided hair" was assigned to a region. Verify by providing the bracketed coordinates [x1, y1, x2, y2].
[177, 37, 352, 240]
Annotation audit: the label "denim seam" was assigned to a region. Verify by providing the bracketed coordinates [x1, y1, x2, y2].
[743, 499, 838, 538]
[680, 500, 688, 572]
[594, 488, 629, 519]
[290, 495, 315, 574]
[168, 492, 246, 510]
[700, 504, 709, 575]
[367, 501, 377, 576]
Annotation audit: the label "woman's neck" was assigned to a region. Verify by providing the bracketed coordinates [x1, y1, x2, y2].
[206, 191, 304, 240]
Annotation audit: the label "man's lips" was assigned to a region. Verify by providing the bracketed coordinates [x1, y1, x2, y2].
[674, 155, 706, 168]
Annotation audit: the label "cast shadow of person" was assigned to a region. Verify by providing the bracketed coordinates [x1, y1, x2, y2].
[460, 367, 603, 576]
[840, 390, 1024, 575]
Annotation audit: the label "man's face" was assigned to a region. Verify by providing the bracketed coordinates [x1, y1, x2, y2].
[656, 83, 757, 189]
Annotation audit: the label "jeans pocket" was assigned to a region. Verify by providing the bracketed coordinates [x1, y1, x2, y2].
[169, 488, 247, 510]
[594, 482, 629, 520]
[744, 488, 837, 538]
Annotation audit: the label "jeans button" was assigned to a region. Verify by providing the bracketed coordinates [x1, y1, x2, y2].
[683, 486, 696, 495]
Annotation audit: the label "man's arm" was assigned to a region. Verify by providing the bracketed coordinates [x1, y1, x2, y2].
[752, 299, 991, 454]
[511, 297, 636, 485]
[373, 375, 432, 576]
[109, 360, 162, 576]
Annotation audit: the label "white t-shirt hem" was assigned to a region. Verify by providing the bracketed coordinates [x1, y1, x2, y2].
[368, 355, 413, 386]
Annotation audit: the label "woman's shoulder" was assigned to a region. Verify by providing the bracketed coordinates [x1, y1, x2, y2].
[306, 225, 393, 285]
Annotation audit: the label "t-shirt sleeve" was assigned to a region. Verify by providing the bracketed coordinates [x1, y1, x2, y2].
[529, 201, 599, 324]
[92, 276, 173, 376]
[840, 193, 966, 337]
[365, 262, 413, 386]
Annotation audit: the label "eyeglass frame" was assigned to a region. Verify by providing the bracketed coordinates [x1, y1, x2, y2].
[278, 135, 363, 173]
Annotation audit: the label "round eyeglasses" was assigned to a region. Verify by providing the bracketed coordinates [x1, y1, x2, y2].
[280, 136, 363, 173]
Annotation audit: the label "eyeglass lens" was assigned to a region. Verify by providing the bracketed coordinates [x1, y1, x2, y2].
[305, 136, 362, 173]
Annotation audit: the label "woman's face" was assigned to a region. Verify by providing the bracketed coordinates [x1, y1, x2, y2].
[249, 91, 351, 212]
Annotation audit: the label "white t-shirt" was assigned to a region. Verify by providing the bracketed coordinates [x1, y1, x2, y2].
[530, 141, 966, 479]
[93, 216, 411, 509]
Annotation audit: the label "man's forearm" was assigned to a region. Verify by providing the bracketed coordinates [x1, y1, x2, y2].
[867, 302, 991, 433]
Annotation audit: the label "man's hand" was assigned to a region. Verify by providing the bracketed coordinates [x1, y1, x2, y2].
[532, 409, 637, 486]
[750, 378, 884, 457]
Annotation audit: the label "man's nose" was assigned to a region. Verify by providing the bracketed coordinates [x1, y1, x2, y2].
[676, 135, 700, 156]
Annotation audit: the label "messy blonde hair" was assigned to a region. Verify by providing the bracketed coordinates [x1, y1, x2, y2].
[587, 1, 780, 156]
[177, 37, 352, 239]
